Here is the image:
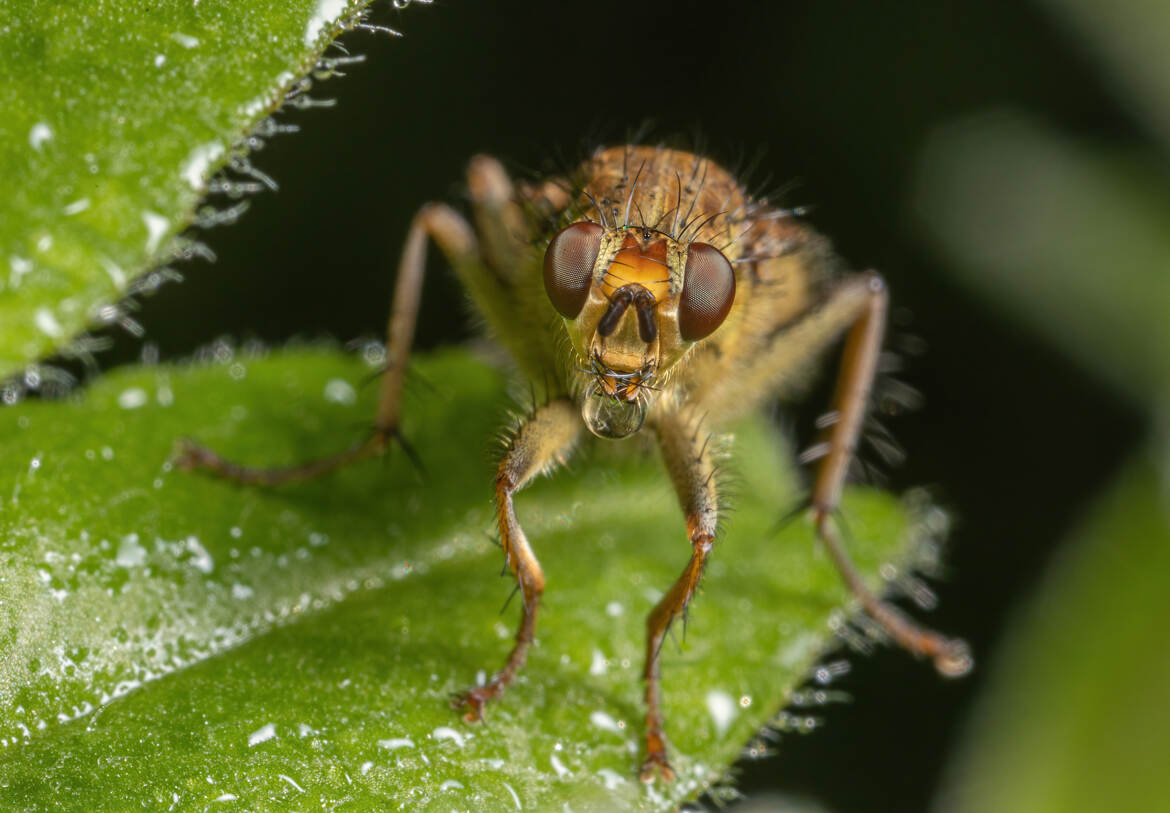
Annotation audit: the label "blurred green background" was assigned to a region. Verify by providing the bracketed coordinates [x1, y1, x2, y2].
[17, 0, 1168, 810]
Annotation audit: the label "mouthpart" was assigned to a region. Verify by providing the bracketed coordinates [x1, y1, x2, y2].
[580, 359, 656, 439]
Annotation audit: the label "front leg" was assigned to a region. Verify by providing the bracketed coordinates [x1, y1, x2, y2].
[641, 409, 720, 781]
[455, 398, 581, 719]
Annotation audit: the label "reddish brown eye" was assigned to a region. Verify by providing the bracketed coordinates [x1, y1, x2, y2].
[543, 221, 604, 318]
[678, 242, 735, 341]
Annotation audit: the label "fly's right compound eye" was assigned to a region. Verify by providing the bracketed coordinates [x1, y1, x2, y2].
[543, 221, 604, 318]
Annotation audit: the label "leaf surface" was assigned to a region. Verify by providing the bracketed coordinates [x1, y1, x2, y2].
[0, 349, 928, 809]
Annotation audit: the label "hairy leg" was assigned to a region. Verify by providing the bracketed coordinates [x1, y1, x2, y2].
[455, 398, 581, 719]
[175, 202, 476, 485]
[449, 155, 567, 390]
[809, 272, 971, 676]
[640, 409, 720, 781]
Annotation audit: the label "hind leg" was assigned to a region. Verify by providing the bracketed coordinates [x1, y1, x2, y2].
[807, 273, 971, 675]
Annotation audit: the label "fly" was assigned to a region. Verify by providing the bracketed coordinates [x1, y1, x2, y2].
[177, 145, 972, 780]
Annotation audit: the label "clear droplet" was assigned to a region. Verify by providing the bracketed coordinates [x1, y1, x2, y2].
[581, 394, 645, 439]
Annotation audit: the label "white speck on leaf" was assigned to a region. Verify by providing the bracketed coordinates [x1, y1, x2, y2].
[116, 534, 147, 568]
[502, 782, 522, 810]
[171, 32, 200, 48]
[278, 774, 304, 793]
[589, 648, 607, 676]
[589, 710, 622, 734]
[304, 0, 346, 46]
[9, 255, 33, 287]
[247, 723, 276, 746]
[98, 255, 126, 287]
[377, 737, 414, 750]
[323, 378, 356, 405]
[186, 536, 214, 574]
[706, 689, 736, 736]
[596, 768, 626, 789]
[431, 727, 465, 747]
[117, 388, 148, 410]
[182, 142, 225, 190]
[63, 198, 90, 215]
[239, 93, 273, 118]
[34, 308, 63, 338]
[550, 752, 570, 777]
[142, 211, 169, 254]
[29, 122, 52, 150]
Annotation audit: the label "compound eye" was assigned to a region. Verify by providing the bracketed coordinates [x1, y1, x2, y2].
[543, 221, 604, 318]
[679, 242, 735, 341]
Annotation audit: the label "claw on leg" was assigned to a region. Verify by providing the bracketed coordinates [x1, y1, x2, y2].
[451, 684, 502, 723]
[819, 508, 972, 675]
[639, 734, 676, 783]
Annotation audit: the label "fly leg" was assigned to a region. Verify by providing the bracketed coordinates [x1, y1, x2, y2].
[640, 410, 720, 782]
[454, 399, 581, 720]
[810, 272, 971, 676]
[175, 202, 477, 484]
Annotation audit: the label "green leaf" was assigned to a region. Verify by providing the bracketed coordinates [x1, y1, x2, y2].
[0, 0, 381, 379]
[0, 349, 933, 809]
[937, 459, 1170, 813]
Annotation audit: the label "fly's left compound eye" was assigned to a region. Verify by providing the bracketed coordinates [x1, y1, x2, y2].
[678, 242, 735, 341]
[543, 221, 604, 318]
